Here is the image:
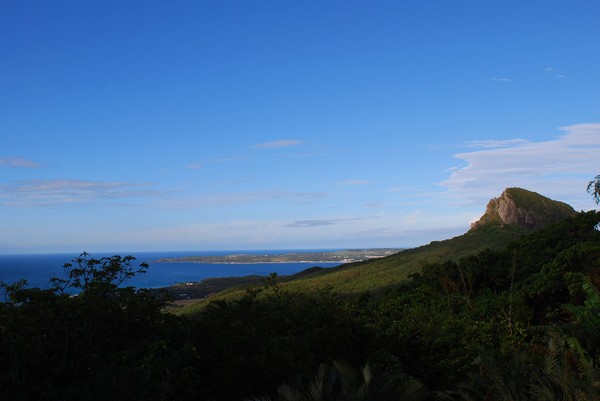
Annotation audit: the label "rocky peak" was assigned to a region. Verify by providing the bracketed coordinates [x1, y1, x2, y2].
[470, 188, 576, 231]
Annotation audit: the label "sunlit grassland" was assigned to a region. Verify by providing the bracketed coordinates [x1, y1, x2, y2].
[175, 223, 528, 315]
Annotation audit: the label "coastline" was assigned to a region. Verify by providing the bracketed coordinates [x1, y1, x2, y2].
[151, 248, 403, 266]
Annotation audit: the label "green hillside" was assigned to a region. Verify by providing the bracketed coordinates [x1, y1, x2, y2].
[282, 186, 577, 295]
[503, 187, 574, 214]
[176, 223, 529, 314]
[278, 223, 529, 294]
[177, 188, 575, 314]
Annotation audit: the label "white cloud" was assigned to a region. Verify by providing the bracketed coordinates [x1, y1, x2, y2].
[0, 157, 41, 168]
[251, 139, 304, 149]
[440, 123, 600, 209]
[491, 77, 512, 82]
[0, 179, 162, 206]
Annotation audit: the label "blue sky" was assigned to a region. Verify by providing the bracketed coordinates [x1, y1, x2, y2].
[1, 1, 599, 253]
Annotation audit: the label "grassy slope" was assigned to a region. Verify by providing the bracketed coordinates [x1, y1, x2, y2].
[278, 223, 528, 294]
[503, 187, 575, 225]
[505, 187, 574, 213]
[176, 223, 528, 314]
[175, 189, 578, 315]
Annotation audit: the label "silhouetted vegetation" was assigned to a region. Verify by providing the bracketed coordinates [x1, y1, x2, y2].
[2, 211, 600, 400]
[588, 174, 600, 204]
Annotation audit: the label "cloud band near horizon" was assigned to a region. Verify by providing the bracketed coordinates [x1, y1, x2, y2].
[440, 123, 600, 209]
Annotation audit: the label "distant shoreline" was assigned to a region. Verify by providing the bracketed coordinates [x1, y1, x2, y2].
[168, 260, 348, 265]
[151, 248, 404, 265]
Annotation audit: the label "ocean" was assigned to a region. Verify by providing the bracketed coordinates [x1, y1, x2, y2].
[0, 250, 341, 291]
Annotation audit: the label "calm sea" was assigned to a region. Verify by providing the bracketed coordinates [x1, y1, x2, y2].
[0, 250, 341, 291]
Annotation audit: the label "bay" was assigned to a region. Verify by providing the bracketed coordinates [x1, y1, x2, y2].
[0, 250, 341, 291]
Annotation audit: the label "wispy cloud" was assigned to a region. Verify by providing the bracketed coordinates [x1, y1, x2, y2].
[339, 179, 371, 186]
[387, 185, 419, 193]
[0, 179, 162, 206]
[490, 77, 512, 82]
[188, 140, 310, 168]
[464, 139, 529, 149]
[440, 123, 600, 209]
[284, 219, 338, 228]
[284, 217, 367, 228]
[0, 157, 42, 168]
[251, 139, 304, 149]
[187, 155, 246, 169]
[164, 191, 327, 208]
[544, 66, 569, 79]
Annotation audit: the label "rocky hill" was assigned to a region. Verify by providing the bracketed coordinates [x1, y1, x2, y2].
[470, 187, 576, 230]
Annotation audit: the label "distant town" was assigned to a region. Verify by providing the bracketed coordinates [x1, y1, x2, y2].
[152, 248, 403, 264]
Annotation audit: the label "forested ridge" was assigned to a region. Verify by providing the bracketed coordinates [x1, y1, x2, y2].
[2, 210, 600, 399]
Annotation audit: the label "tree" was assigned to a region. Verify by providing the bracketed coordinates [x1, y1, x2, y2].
[0, 253, 184, 401]
[587, 175, 600, 204]
[50, 252, 149, 297]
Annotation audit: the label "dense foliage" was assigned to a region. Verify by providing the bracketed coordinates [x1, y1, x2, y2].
[2, 212, 600, 400]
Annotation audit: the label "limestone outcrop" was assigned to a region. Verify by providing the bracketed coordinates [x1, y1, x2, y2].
[470, 188, 576, 231]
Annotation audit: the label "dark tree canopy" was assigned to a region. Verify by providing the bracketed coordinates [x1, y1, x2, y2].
[588, 174, 600, 204]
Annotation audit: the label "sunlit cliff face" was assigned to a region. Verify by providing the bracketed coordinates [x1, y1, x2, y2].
[470, 188, 576, 231]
